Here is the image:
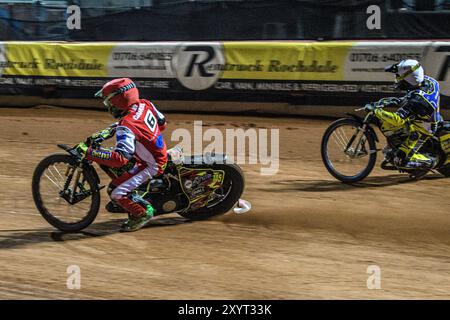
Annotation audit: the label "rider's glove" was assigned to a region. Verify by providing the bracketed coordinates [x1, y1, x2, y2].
[364, 103, 378, 112]
[86, 126, 116, 147]
[389, 97, 402, 105]
[94, 128, 115, 140]
[76, 142, 88, 155]
[380, 97, 402, 107]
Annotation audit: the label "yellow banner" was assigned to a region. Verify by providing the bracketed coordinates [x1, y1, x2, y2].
[3, 42, 113, 77]
[221, 41, 354, 80]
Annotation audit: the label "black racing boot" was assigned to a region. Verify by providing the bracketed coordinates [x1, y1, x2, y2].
[105, 201, 128, 213]
[407, 156, 436, 180]
[409, 169, 429, 180]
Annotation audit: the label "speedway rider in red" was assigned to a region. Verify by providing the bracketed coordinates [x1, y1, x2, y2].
[78, 78, 167, 232]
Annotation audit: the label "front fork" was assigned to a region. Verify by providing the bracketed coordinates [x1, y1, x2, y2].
[344, 112, 376, 158]
[345, 124, 368, 158]
[61, 164, 88, 204]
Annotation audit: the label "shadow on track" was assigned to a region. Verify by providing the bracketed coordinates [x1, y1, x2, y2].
[0, 216, 190, 250]
[258, 173, 446, 193]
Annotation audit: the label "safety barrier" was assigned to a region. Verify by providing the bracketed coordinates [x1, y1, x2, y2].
[0, 40, 448, 115]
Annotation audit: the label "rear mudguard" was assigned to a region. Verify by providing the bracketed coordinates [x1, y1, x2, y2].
[345, 113, 379, 143]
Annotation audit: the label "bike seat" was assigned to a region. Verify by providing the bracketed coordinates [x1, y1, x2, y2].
[149, 178, 168, 189]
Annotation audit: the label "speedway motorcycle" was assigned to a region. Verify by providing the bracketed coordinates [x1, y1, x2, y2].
[321, 98, 450, 183]
[32, 126, 250, 232]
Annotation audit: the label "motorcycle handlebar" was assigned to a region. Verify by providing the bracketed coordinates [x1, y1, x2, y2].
[355, 103, 387, 112]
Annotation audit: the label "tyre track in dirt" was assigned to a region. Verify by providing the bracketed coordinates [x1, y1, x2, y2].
[1, 107, 450, 299]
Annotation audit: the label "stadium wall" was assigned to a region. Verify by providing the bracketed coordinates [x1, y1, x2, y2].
[0, 40, 449, 116]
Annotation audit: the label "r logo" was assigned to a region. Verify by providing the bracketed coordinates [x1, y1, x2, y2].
[183, 46, 215, 78]
[172, 43, 224, 90]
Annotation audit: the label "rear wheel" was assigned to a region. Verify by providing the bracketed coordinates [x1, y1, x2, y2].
[32, 154, 100, 232]
[179, 164, 245, 220]
[321, 118, 377, 183]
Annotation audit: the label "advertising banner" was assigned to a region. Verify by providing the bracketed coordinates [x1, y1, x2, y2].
[0, 40, 448, 104]
[343, 41, 429, 82]
[221, 42, 351, 81]
[107, 43, 175, 79]
[0, 42, 112, 77]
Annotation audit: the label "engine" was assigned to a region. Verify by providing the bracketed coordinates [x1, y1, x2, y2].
[144, 176, 189, 214]
[151, 194, 187, 214]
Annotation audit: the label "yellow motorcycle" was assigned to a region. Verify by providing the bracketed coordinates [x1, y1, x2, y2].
[321, 99, 450, 183]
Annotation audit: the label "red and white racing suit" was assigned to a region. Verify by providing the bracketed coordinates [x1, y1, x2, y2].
[86, 99, 167, 216]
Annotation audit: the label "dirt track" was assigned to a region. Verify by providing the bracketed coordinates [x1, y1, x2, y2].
[1, 107, 450, 299]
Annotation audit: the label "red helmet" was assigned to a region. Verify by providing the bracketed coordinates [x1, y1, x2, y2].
[95, 78, 140, 118]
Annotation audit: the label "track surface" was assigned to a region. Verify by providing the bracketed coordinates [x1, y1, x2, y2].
[1, 107, 450, 299]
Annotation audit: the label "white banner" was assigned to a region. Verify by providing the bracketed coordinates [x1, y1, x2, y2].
[107, 42, 224, 91]
[108, 42, 176, 78]
[344, 41, 430, 82]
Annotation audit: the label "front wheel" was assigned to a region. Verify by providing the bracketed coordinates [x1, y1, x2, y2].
[179, 164, 245, 220]
[32, 154, 101, 232]
[321, 118, 377, 183]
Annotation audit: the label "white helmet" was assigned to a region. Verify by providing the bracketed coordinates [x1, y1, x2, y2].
[385, 59, 424, 90]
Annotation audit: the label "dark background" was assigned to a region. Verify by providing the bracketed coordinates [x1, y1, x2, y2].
[0, 0, 449, 41]
[0, 0, 449, 109]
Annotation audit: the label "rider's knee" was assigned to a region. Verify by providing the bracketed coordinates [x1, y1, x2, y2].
[107, 183, 122, 201]
[107, 183, 115, 196]
[110, 187, 127, 201]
